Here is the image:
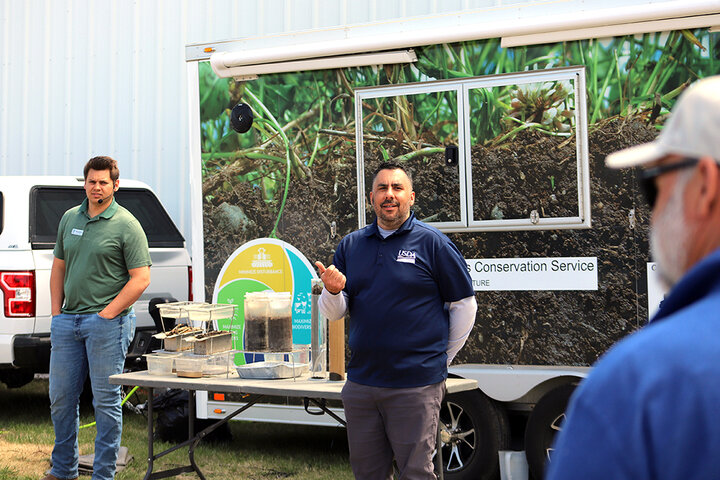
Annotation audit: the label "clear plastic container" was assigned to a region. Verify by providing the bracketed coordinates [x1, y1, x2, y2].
[310, 279, 327, 378]
[157, 301, 208, 320]
[174, 354, 205, 378]
[162, 327, 199, 352]
[188, 331, 233, 355]
[267, 292, 293, 352]
[186, 303, 236, 322]
[236, 361, 309, 379]
[244, 292, 269, 351]
[203, 350, 235, 376]
[144, 353, 179, 376]
[174, 351, 236, 378]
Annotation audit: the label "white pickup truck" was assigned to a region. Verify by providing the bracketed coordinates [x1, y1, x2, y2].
[0, 176, 192, 388]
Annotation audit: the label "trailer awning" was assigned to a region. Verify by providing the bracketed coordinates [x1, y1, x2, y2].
[210, 49, 417, 79]
[203, 0, 720, 78]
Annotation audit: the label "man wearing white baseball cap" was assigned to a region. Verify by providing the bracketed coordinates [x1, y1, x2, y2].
[547, 75, 720, 480]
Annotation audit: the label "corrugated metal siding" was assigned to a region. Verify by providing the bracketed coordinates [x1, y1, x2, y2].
[0, 0, 695, 249]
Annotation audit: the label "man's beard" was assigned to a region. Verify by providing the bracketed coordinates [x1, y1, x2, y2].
[649, 178, 690, 290]
[376, 201, 408, 228]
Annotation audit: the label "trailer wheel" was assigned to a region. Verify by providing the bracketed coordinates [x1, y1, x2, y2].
[439, 389, 510, 480]
[524, 383, 577, 480]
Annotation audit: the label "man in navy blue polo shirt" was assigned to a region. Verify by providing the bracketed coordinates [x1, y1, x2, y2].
[316, 162, 477, 479]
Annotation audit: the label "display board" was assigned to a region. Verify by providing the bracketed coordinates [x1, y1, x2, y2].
[212, 238, 317, 364]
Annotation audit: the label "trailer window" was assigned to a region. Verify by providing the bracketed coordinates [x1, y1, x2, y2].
[29, 186, 185, 249]
[355, 84, 466, 229]
[354, 66, 590, 232]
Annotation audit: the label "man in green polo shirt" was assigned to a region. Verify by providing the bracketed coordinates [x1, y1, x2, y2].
[45, 156, 151, 480]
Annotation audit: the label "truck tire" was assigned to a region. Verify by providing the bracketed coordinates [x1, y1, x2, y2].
[524, 383, 577, 480]
[0, 368, 34, 388]
[440, 389, 510, 480]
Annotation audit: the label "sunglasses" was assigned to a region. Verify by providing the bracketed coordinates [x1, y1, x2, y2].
[638, 157, 699, 208]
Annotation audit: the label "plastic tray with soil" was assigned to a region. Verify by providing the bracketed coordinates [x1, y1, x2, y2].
[186, 330, 233, 355]
[153, 324, 203, 352]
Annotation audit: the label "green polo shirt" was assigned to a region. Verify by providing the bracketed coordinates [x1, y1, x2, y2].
[53, 198, 152, 315]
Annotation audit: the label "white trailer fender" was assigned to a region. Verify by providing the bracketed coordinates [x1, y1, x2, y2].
[448, 364, 590, 404]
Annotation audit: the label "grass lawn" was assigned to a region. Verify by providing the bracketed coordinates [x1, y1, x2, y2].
[0, 377, 353, 479]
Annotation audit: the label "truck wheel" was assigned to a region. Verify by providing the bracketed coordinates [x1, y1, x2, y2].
[0, 368, 34, 388]
[524, 383, 577, 480]
[439, 389, 510, 480]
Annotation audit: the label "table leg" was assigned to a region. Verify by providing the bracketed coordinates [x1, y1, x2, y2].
[145, 386, 154, 480]
[187, 390, 206, 480]
[141, 389, 268, 479]
[140, 389, 265, 479]
[436, 421, 444, 480]
[187, 392, 265, 452]
[304, 398, 346, 426]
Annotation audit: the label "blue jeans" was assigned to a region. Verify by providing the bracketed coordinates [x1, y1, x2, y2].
[49, 311, 135, 480]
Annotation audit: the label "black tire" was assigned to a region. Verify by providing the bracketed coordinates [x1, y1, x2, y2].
[524, 383, 577, 480]
[0, 368, 34, 388]
[439, 389, 510, 480]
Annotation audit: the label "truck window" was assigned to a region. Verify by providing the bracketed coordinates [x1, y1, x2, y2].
[29, 186, 185, 249]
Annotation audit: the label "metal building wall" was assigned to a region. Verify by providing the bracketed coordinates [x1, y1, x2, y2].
[0, 0, 695, 248]
[0, 0, 440, 246]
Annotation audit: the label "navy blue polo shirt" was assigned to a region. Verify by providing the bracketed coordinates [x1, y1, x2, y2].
[334, 212, 474, 388]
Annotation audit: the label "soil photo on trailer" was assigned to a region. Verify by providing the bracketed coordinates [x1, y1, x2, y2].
[199, 29, 719, 367]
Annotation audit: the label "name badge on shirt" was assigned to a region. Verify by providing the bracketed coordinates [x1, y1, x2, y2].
[71, 228, 84, 236]
[396, 249, 416, 264]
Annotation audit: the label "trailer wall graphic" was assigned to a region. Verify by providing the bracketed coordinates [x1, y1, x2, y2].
[195, 29, 717, 366]
[187, 21, 719, 480]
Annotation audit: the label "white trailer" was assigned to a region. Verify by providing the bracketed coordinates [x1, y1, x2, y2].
[185, 4, 717, 478]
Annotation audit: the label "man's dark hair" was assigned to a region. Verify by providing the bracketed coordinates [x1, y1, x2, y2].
[84, 156, 120, 182]
[372, 162, 413, 188]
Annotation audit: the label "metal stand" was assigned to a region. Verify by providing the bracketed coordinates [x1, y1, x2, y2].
[143, 386, 265, 480]
[109, 372, 476, 480]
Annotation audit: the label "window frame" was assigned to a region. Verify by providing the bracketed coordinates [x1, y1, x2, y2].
[354, 66, 591, 232]
[29, 186, 186, 249]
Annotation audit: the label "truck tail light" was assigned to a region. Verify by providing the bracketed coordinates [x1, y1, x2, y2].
[188, 266, 193, 301]
[0, 271, 35, 317]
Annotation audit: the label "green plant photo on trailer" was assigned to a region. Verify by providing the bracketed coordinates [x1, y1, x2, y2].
[198, 27, 719, 359]
[200, 29, 717, 225]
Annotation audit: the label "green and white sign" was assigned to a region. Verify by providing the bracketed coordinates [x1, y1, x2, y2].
[212, 238, 317, 364]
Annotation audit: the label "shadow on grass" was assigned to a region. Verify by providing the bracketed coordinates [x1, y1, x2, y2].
[0, 377, 53, 425]
[1, 379, 353, 479]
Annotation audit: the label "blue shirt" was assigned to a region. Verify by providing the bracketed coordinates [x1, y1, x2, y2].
[546, 248, 720, 480]
[333, 212, 474, 388]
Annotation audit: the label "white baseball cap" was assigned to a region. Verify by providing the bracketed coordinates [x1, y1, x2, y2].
[605, 75, 720, 168]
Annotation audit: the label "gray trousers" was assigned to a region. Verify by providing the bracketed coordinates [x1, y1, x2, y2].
[341, 379, 445, 480]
